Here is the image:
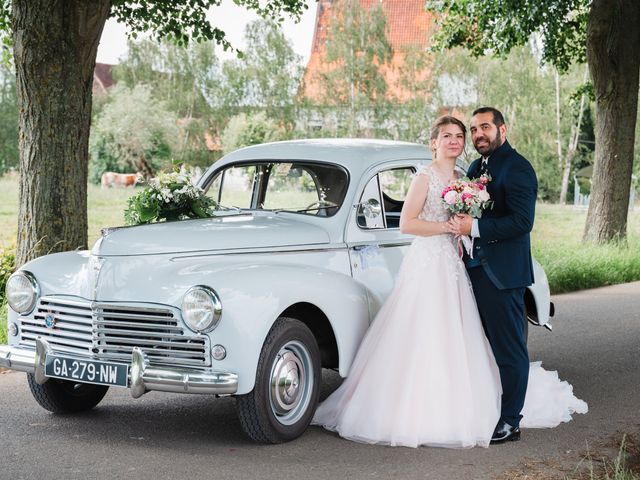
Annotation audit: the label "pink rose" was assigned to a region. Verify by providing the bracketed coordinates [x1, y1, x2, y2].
[444, 190, 458, 205]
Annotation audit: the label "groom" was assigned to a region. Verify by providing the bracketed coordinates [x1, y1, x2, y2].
[449, 107, 537, 444]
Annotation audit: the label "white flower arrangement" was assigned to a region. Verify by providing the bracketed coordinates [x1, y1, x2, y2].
[124, 167, 216, 225]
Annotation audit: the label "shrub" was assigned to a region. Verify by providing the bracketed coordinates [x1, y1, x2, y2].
[0, 245, 15, 305]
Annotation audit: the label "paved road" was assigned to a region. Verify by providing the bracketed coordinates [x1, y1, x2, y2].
[1, 282, 639, 480]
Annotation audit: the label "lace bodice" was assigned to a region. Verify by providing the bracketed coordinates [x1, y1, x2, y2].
[416, 164, 454, 222]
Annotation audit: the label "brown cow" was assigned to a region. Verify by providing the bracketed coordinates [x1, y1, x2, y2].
[101, 172, 142, 188]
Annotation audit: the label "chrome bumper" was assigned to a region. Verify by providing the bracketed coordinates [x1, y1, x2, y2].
[0, 340, 238, 397]
[0, 343, 36, 372]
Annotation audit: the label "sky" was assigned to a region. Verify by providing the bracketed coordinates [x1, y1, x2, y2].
[96, 0, 318, 65]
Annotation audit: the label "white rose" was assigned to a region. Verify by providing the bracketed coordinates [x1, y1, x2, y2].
[478, 190, 490, 202]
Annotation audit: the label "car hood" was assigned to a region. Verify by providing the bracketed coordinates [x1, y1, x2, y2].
[93, 213, 332, 256]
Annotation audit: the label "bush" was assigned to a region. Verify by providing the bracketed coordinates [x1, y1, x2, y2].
[0, 303, 6, 345]
[0, 246, 14, 345]
[0, 245, 15, 305]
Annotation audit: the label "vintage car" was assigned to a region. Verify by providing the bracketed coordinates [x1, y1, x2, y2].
[0, 139, 553, 443]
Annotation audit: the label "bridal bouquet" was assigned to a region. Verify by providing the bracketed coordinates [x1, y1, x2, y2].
[441, 173, 493, 218]
[441, 174, 493, 258]
[124, 167, 217, 225]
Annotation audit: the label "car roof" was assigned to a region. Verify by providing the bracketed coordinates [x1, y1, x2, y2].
[212, 138, 432, 177]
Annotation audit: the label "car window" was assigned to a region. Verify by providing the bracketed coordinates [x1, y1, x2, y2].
[262, 164, 320, 210]
[358, 167, 415, 230]
[378, 167, 415, 228]
[207, 165, 257, 209]
[205, 161, 348, 217]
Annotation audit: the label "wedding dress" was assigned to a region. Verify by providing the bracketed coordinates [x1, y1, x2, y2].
[312, 164, 587, 448]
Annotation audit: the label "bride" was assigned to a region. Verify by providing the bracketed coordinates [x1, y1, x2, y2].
[311, 115, 587, 448]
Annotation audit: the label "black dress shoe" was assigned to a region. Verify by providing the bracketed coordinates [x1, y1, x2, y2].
[490, 421, 521, 444]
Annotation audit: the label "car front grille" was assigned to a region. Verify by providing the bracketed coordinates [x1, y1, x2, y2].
[19, 296, 209, 367]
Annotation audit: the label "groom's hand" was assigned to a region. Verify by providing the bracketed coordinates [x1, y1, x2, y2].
[449, 214, 473, 236]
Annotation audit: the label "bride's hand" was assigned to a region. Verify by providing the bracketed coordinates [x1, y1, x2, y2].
[450, 214, 473, 235]
[445, 218, 459, 234]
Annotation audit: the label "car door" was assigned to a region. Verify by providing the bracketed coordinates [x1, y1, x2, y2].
[345, 161, 422, 318]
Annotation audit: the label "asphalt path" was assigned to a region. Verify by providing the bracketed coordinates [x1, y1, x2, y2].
[1, 282, 639, 480]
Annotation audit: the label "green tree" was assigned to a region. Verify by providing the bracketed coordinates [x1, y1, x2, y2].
[115, 38, 224, 166]
[387, 45, 437, 142]
[426, 0, 640, 244]
[0, 0, 307, 267]
[91, 84, 179, 179]
[233, 19, 303, 129]
[317, 0, 393, 136]
[220, 111, 285, 154]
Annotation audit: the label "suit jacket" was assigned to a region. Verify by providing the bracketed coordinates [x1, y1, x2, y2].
[465, 140, 537, 290]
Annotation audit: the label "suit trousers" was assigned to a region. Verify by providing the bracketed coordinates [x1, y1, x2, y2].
[467, 266, 529, 428]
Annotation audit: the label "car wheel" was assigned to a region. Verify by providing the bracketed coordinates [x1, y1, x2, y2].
[236, 317, 321, 443]
[26, 373, 109, 413]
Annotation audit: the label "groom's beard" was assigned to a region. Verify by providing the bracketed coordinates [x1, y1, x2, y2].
[473, 133, 502, 156]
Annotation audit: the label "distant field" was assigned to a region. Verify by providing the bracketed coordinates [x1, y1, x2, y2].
[0, 175, 140, 248]
[1, 175, 639, 294]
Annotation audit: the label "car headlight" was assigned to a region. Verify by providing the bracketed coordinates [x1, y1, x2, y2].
[6, 271, 39, 314]
[182, 286, 222, 333]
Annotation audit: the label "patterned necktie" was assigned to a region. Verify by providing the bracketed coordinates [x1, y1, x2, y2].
[478, 160, 488, 177]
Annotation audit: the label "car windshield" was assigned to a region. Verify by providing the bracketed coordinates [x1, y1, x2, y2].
[204, 161, 349, 217]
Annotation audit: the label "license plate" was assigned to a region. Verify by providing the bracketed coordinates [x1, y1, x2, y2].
[44, 354, 128, 387]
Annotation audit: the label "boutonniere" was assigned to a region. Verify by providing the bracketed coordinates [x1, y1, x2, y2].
[472, 172, 492, 186]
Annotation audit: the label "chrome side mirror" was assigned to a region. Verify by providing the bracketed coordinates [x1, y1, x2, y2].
[361, 198, 381, 218]
[355, 198, 383, 228]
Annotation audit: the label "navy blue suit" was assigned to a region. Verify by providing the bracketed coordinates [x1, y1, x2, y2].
[464, 140, 537, 428]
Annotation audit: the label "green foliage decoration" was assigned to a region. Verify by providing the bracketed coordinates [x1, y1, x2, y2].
[124, 164, 216, 225]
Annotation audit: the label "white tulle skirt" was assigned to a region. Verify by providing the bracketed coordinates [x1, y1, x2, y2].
[312, 235, 587, 448]
[521, 361, 588, 428]
[312, 235, 502, 448]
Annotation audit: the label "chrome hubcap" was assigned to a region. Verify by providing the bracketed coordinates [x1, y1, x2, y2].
[269, 341, 313, 425]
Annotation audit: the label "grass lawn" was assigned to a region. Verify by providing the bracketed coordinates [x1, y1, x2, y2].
[532, 203, 640, 293]
[0, 174, 136, 248]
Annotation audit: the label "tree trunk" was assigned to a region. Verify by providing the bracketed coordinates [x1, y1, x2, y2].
[559, 66, 589, 205]
[13, 0, 111, 266]
[555, 71, 563, 169]
[583, 0, 640, 243]
[559, 148, 577, 205]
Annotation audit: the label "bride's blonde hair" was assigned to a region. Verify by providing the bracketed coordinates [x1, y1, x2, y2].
[430, 115, 467, 141]
[429, 115, 467, 160]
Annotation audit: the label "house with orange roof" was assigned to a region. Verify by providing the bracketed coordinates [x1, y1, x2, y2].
[302, 0, 435, 104]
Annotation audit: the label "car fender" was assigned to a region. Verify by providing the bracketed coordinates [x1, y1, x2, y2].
[192, 263, 371, 394]
[527, 259, 552, 327]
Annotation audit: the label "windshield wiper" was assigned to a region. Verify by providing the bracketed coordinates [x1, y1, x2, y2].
[272, 205, 340, 214]
[215, 204, 243, 213]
